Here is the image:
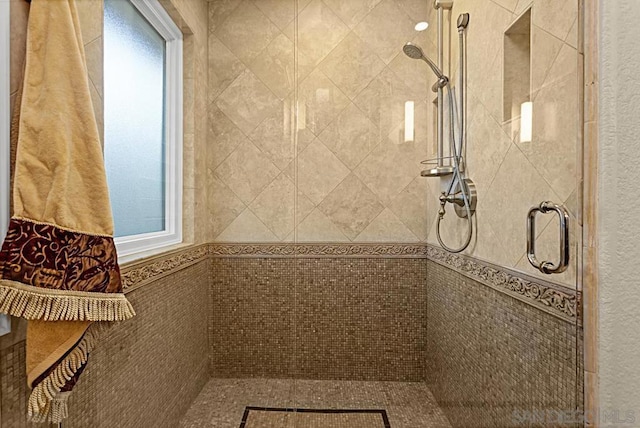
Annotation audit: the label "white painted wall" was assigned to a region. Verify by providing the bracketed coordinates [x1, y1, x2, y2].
[599, 0, 640, 424]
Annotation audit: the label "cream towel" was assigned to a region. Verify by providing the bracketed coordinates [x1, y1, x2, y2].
[0, 0, 135, 423]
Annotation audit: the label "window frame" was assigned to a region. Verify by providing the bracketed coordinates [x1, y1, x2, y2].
[105, 0, 184, 262]
[0, 0, 12, 336]
[1, 0, 10, 240]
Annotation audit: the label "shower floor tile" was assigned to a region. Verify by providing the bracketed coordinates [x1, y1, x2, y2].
[180, 379, 451, 428]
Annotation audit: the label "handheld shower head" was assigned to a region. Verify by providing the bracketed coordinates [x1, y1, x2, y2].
[402, 42, 449, 88]
[402, 42, 424, 60]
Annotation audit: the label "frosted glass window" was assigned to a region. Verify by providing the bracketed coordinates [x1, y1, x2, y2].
[104, 0, 166, 237]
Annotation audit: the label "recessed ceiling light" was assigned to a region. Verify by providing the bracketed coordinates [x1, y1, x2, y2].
[415, 21, 429, 31]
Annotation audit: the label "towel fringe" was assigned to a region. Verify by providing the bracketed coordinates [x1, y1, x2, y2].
[27, 324, 104, 424]
[0, 282, 135, 321]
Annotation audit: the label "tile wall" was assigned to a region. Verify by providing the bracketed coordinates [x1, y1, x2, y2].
[423, 0, 581, 289]
[205, 0, 582, 290]
[206, 0, 437, 243]
[426, 260, 582, 428]
[0, 260, 210, 428]
[209, 256, 427, 381]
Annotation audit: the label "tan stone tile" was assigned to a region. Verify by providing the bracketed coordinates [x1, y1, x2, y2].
[318, 173, 385, 240]
[532, 0, 577, 42]
[465, 94, 512, 190]
[522, 44, 579, 202]
[295, 208, 350, 242]
[253, 0, 312, 31]
[84, 36, 103, 98]
[208, 33, 246, 103]
[183, 134, 195, 190]
[531, 24, 564, 94]
[296, 139, 350, 204]
[353, 67, 415, 140]
[248, 102, 296, 170]
[389, 177, 433, 241]
[323, 0, 382, 29]
[184, 77, 196, 134]
[249, 33, 314, 100]
[492, 0, 519, 12]
[76, 0, 102, 45]
[565, 15, 578, 49]
[214, 140, 281, 204]
[208, 104, 250, 168]
[250, 173, 314, 240]
[386, 99, 430, 162]
[216, 70, 280, 135]
[513, 0, 532, 15]
[317, 103, 380, 170]
[319, 33, 386, 100]
[209, 0, 241, 35]
[288, 0, 350, 65]
[355, 208, 419, 242]
[88, 79, 104, 146]
[214, 0, 280, 63]
[395, 0, 431, 19]
[215, 208, 278, 241]
[354, 137, 420, 206]
[207, 172, 246, 239]
[353, 0, 415, 65]
[484, 145, 560, 266]
[298, 69, 350, 135]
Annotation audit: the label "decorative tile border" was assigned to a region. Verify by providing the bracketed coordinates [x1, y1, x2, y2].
[426, 245, 579, 323]
[209, 243, 429, 258]
[120, 242, 579, 323]
[120, 244, 209, 292]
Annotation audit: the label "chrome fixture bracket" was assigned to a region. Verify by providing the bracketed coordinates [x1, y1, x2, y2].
[527, 201, 570, 274]
[434, 0, 454, 9]
[420, 157, 464, 177]
[422, 165, 456, 177]
[438, 178, 477, 218]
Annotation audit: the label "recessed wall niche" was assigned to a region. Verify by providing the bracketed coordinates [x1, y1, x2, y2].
[503, 8, 532, 126]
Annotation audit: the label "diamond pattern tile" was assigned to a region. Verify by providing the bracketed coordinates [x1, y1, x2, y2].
[248, 102, 295, 170]
[207, 172, 246, 239]
[318, 103, 380, 170]
[353, 0, 415, 64]
[208, 104, 250, 168]
[216, 209, 278, 241]
[250, 173, 314, 240]
[249, 33, 315, 100]
[353, 67, 415, 140]
[322, 0, 382, 29]
[215, 0, 280, 63]
[319, 32, 386, 100]
[208, 34, 246, 104]
[298, 69, 351, 135]
[389, 178, 431, 241]
[215, 141, 281, 205]
[216, 70, 281, 135]
[355, 208, 419, 242]
[354, 138, 420, 206]
[290, 0, 350, 66]
[296, 139, 350, 205]
[206, 0, 580, 256]
[318, 174, 385, 240]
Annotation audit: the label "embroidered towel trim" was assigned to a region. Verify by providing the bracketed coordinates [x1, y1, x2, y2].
[0, 0, 135, 423]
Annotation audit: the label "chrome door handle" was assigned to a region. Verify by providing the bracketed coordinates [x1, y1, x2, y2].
[527, 201, 570, 274]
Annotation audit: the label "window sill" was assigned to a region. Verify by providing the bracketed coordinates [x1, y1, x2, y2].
[118, 241, 192, 267]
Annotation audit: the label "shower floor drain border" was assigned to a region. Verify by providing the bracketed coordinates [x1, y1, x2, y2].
[239, 406, 391, 428]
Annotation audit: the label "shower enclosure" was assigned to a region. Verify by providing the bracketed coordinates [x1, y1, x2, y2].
[0, 0, 585, 426]
[201, 0, 584, 426]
